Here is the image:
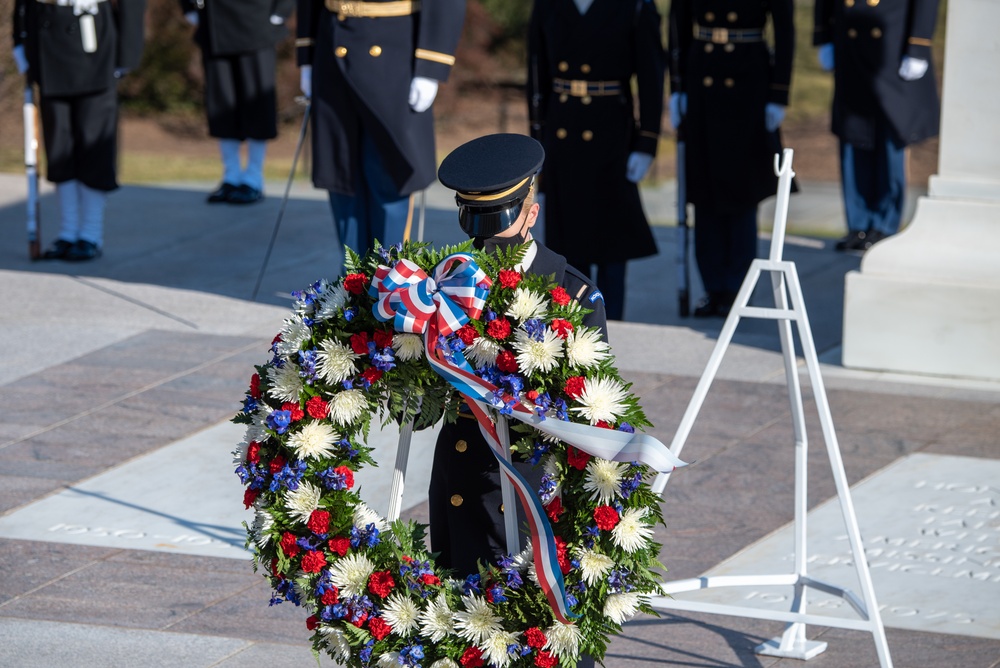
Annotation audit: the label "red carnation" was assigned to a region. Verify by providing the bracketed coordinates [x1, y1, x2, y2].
[525, 627, 547, 649]
[550, 286, 571, 306]
[281, 402, 304, 421]
[460, 647, 485, 668]
[420, 573, 441, 586]
[306, 615, 319, 631]
[368, 570, 396, 598]
[361, 367, 383, 384]
[594, 505, 620, 531]
[550, 318, 574, 339]
[456, 323, 479, 345]
[343, 272, 367, 295]
[270, 557, 281, 577]
[564, 375, 586, 400]
[307, 509, 330, 535]
[321, 586, 339, 605]
[350, 612, 369, 628]
[368, 616, 391, 640]
[544, 495, 565, 523]
[335, 465, 355, 490]
[350, 332, 370, 355]
[596, 420, 613, 429]
[249, 373, 261, 398]
[301, 550, 327, 573]
[566, 446, 591, 470]
[247, 441, 261, 464]
[486, 317, 512, 341]
[280, 531, 300, 558]
[271, 333, 283, 345]
[526, 389, 539, 401]
[535, 650, 559, 668]
[328, 536, 351, 556]
[498, 269, 522, 289]
[554, 536, 572, 574]
[269, 454, 287, 474]
[305, 396, 329, 419]
[373, 330, 394, 349]
[497, 350, 519, 373]
[243, 488, 258, 509]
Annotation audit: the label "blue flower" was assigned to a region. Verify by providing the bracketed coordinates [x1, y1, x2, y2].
[554, 397, 569, 421]
[298, 349, 319, 383]
[488, 583, 507, 603]
[344, 307, 357, 322]
[241, 395, 258, 414]
[619, 422, 636, 434]
[523, 318, 546, 341]
[359, 639, 375, 663]
[528, 440, 549, 466]
[271, 459, 307, 492]
[463, 574, 481, 596]
[266, 410, 292, 434]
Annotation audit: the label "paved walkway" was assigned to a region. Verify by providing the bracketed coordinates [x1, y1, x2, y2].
[0, 172, 998, 667]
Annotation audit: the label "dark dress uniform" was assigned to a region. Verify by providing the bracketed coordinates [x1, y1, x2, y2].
[815, 0, 940, 247]
[669, 0, 794, 312]
[528, 0, 663, 321]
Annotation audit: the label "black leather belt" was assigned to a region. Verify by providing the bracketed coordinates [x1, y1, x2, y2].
[552, 78, 623, 97]
[693, 23, 764, 44]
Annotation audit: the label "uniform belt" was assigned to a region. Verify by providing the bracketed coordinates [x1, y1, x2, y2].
[693, 23, 764, 44]
[35, 0, 108, 5]
[552, 78, 623, 97]
[325, 0, 420, 18]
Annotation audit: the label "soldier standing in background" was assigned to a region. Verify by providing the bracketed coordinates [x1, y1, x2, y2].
[182, 0, 295, 205]
[815, 0, 941, 252]
[296, 0, 465, 256]
[528, 0, 663, 322]
[668, 0, 794, 317]
[12, 0, 146, 261]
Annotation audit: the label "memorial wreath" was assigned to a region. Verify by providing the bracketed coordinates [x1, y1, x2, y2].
[233, 242, 684, 667]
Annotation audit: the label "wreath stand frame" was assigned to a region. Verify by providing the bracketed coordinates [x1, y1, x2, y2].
[648, 150, 894, 667]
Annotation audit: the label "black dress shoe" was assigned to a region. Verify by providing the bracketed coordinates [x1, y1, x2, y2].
[857, 229, 887, 251]
[834, 230, 868, 252]
[228, 184, 264, 205]
[41, 239, 75, 260]
[207, 182, 239, 203]
[692, 293, 733, 318]
[65, 240, 102, 261]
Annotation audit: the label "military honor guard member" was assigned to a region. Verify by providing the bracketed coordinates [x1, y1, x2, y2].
[295, 0, 465, 256]
[527, 0, 664, 322]
[668, 0, 795, 317]
[12, 0, 146, 261]
[815, 0, 940, 252]
[182, 0, 295, 205]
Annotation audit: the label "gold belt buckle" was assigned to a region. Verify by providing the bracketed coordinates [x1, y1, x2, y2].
[570, 79, 588, 97]
[711, 27, 729, 44]
[336, 1, 355, 19]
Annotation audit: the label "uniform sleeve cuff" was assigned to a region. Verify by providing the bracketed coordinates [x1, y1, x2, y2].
[768, 83, 790, 106]
[632, 131, 659, 157]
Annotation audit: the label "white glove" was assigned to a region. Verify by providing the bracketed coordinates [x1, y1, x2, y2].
[300, 65, 312, 99]
[765, 103, 786, 132]
[269, 14, 284, 25]
[669, 92, 687, 130]
[114, 68, 130, 78]
[818, 43, 834, 71]
[898, 56, 928, 81]
[626, 152, 654, 183]
[184, 10, 198, 26]
[12, 45, 28, 75]
[409, 77, 439, 113]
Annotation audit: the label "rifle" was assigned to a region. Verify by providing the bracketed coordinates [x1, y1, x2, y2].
[24, 82, 41, 260]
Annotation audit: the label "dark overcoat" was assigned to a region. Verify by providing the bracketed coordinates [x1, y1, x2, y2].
[668, 0, 794, 211]
[296, 0, 465, 197]
[814, 0, 940, 149]
[528, 0, 663, 265]
[180, 0, 294, 57]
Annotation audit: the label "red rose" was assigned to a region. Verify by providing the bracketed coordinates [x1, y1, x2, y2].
[554, 536, 572, 574]
[456, 324, 479, 345]
[343, 273, 367, 295]
[594, 505, 620, 531]
[269, 454, 287, 475]
[307, 509, 330, 535]
[306, 615, 319, 631]
[525, 627, 547, 649]
[350, 332, 370, 355]
[321, 586, 339, 605]
[368, 616, 391, 640]
[301, 550, 327, 573]
[550, 318, 574, 339]
[280, 532, 300, 558]
[498, 269, 522, 289]
[249, 373, 261, 398]
[243, 488, 258, 509]
[460, 647, 485, 668]
[566, 446, 591, 471]
[550, 286, 571, 306]
[496, 350, 519, 373]
[247, 441, 261, 464]
[535, 650, 558, 668]
[361, 367, 383, 384]
[335, 465, 355, 490]
[305, 396, 329, 419]
[564, 376, 586, 400]
[281, 402, 304, 421]
[544, 495, 564, 523]
[328, 536, 350, 556]
[368, 570, 395, 598]
[486, 318, 512, 341]
[420, 573, 441, 586]
[373, 330, 393, 349]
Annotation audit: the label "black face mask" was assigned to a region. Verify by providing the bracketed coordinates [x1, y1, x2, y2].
[473, 226, 528, 255]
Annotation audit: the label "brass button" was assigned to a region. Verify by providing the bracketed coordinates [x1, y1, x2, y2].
[556, 128, 567, 139]
[558, 61, 569, 72]
[703, 76, 714, 87]
[335, 46, 348, 58]
[455, 439, 467, 453]
[582, 130, 593, 141]
[724, 43, 735, 52]
[871, 27, 882, 38]
[867, 0, 879, 5]
[580, 63, 591, 74]
[847, 28, 857, 38]
[450, 494, 463, 507]
[369, 45, 382, 57]
[724, 77, 735, 87]
[704, 43, 714, 53]
[581, 95, 592, 105]
[705, 11, 715, 21]
[498, 503, 505, 514]
[727, 11, 738, 22]
[845, 0, 854, 5]
[559, 94, 568, 103]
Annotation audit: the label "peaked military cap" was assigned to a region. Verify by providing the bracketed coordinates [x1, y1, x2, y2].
[437, 133, 545, 238]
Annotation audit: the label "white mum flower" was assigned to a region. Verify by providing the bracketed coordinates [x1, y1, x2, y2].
[382, 592, 420, 637]
[244, 417, 267, 445]
[376, 652, 400, 668]
[575, 547, 615, 586]
[316, 282, 349, 321]
[393, 333, 425, 361]
[327, 552, 375, 597]
[583, 458, 626, 505]
[612, 506, 655, 554]
[511, 327, 563, 375]
[565, 327, 611, 369]
[353, 501, 389, 532]
[251, 507, 274, 548]
[571, 376, 629, 425]
[419, 593, 454, 643]
[329, 388, 367, 426]
[266, 364, 304, 403]
[604, 591, 642, 625]
[430, 660, 460, 668]
[287, 421, 340, 460]
[482, 629, 519, 668]
[454, 595, 502, 646]
[543, 620, 582, 659]
[464, 336, 501, 369]
[319, 627, 351, 661]
[277, 316, 311, 357]
[285, 481, 322, 524]
[507, 287, 548, 321]
[512, 545, 539, 586]
[316, 338, 358, 384]
[541, 455, 562, 501]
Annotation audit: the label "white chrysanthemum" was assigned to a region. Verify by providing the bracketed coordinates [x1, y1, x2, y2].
[612, 506, 655, 553]
[543, 620, 582, 659]
[266, 364, 303, 403]
[565, 327, 611, 369]
[353, 501, 389, 532]
[244, 416, 267, 445]
[320, 627, 352, 661]
[232, 440, 249, 466]
[329, 388, 367, 426]
[328, 552, 375, 597]
[464, 336, 501, 369]
[507, 287, 548, 321]
[287, 421, 340, 460]
[316, 338, 358, 384]
[541, 454, 563, 500]
[419, 593, 454, 643]
[314, 283, 349, 322]
[277, 316, 311, 357]
[251, 507, 274, 548]
[481, 630, 519, 668]
[575, 547, 615, 586]
[571, 376, 629, 425]
[285, 480, 322, 524]
[393, 333, 424, 361]
[511, 327, 563, 375]
[583, 458, 626, 505]
[604, 591, 642, 625]
[376, 652, 400, 668]
[512, 545, 539, 585]
[382, 592, 420, 636]
[454, 595, 502, 645]
[430, 660, 460, 668]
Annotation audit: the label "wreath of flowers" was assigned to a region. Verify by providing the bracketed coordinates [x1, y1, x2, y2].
[233, 242, 675, 668]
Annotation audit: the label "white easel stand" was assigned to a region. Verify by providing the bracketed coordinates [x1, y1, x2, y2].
[649, 150, 893, 667]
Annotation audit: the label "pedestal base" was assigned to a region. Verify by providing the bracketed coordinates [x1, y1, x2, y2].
[756, 636, 829, 660]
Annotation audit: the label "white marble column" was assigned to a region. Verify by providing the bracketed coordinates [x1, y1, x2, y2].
[842, 0, 1000, 380]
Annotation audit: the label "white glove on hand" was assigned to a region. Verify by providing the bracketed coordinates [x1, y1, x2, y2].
[114, 68, 130, 78]
[626, 152, 654, 183]
[765, 103, 786, 132]
[184, 10, 198, 26]
[300, 65, 312, 99]
[818, 43, 834, 71]
[12, 45, 28, 74]
[269, 14, 284, 25]
[669, 92, 688, 129]
[409, 77, 439, 113]
[898, 56, 929, 81]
